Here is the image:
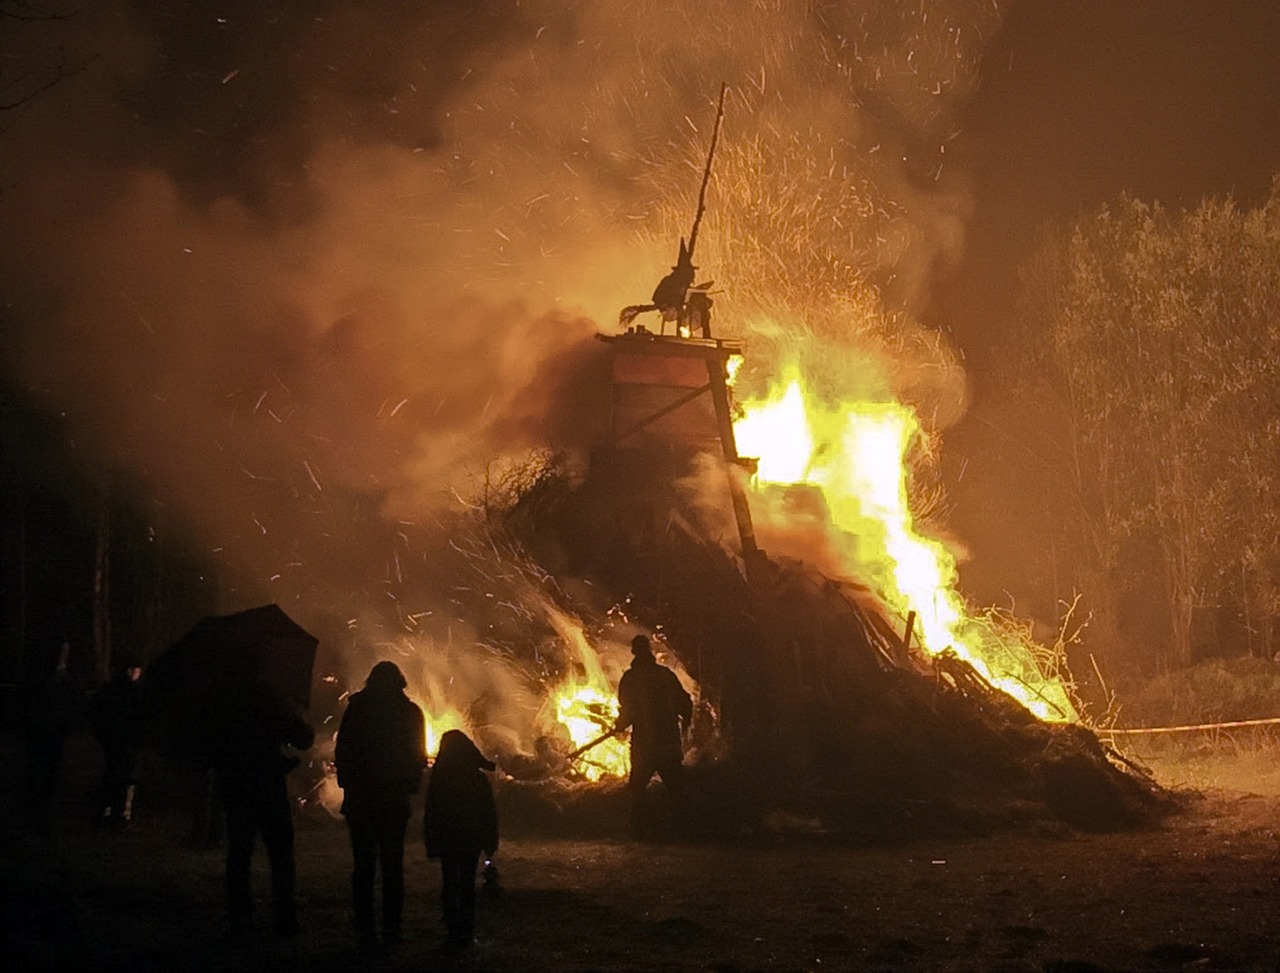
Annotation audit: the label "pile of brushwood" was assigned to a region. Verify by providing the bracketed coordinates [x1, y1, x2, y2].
[490, 456, 1172, 842]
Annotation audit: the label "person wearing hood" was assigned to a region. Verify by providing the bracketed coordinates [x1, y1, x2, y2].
[423, 728, 498, 948]
[334, 661, 426, 948]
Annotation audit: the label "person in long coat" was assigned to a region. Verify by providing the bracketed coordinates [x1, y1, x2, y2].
[334, 661, 426, 947]
[204, 676, 314, 938]
[423, 729, 498, 947]
[616, 634, 692, 837]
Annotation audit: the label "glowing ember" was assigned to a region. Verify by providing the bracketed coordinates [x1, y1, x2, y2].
[734, 364, 1077, 722]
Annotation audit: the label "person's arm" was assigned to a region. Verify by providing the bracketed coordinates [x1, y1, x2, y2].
[406, 704, 427, 793]
[333, 705, 353, 787]
[480, 777, 499, 856]
[672, 672, 693, 730]
[422, 776, 443, 858]
[284, 705, 315, 751]
[614, 672, 633, 732]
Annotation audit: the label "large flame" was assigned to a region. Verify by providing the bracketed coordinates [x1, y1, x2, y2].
[735, 363, 1077, 722]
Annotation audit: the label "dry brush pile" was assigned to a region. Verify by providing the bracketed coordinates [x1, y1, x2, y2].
[489, 460, 1173, 842]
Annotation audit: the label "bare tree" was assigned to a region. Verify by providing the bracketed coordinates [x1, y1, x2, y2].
[1020, 182, 1280, 668]
[0, 1, 87, 134]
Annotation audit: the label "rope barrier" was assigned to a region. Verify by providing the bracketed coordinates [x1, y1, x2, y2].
[1103, 716, 1280, 736]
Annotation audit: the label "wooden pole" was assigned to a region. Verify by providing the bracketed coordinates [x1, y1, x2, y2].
[565, 726, 622, 762]
[686, 82, 728, 259]
[902, 610, 917, 654]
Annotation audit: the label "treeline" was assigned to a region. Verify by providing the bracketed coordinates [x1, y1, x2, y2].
[1014, 175, 1280, 671]
[1, 387, 218, 690]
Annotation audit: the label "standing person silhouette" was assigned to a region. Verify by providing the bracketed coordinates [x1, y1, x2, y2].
[205, 674, 314, 939]
[334, 661, 426, 949]
[423, 729, 498, 948]
[22, 637, 80, 835]
[91, 660, 144, 830]
[616, 634, 692, 838]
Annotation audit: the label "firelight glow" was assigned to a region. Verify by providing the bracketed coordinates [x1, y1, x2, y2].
[734, 365, 1077, 723]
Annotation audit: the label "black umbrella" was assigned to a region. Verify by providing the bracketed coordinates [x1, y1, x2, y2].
[145, 605, 318, 762]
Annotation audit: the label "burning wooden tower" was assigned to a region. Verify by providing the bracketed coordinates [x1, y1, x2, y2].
[590, 83, 762, 587]
[513, 85, 1166, 836]
[594, 331, 758, 567]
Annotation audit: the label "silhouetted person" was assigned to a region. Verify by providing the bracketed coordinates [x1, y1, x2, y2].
[334, 661, 426, 948]
[423, 729, 498, 948]
[91, 661, 144, 830]
[22, 638, 80, 834]
[202, 676, 314, 939]
[616, 634, 692, 838]
[187, 768, 224, 849]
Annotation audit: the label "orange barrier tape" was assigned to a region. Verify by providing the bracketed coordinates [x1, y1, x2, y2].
[1104, 716, 1280, 736]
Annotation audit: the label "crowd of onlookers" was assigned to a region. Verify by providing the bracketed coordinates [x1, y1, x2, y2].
[15, 633, 693, 953]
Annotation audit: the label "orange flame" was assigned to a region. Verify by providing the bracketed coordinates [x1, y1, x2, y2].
[735, 363, 1076, 722]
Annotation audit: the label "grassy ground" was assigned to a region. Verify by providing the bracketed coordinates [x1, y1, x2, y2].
[1122, 730, 1280, 796]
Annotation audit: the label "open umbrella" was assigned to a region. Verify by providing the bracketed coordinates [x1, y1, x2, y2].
[145, 604, 318, 763]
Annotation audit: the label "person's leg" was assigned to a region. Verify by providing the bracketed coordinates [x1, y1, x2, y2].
[208, 773, 226, 844]
[380, 805, 409, 940]
[260, 776, 299, 935]
[629, 758, 654, 838]
[102, 747, 130, 826]
[222, 787, 256, 934]
[347, 813, 378, 943]
[656, 761, 687, 834]
[94, 756, 115, 828]
[454, 849, 480, 944]
[439, 856, 461, 941]
[657, 761, 686, 800]
[118, 748, 138, 825]
[122, 781, 136, 824]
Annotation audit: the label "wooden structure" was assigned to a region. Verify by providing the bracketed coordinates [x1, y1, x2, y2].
[595, 331, 759, 567]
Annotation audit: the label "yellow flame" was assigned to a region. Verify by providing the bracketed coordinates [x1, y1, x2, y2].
[733, 365, 814, 483]
[735, 367, 1076, 722]
[546, 607, 630, 780]
[425, 709, 468, 758]
[554, 683, 628, 781]
[406, 695, 468, 757]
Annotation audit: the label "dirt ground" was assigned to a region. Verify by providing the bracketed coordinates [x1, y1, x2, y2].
[3, 738, 1280, 972]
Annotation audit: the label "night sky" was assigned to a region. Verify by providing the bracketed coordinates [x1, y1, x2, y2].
[4, 0, 1280, 655]
[927, 0, 1280, 606]
[934, 0, 1280, 358]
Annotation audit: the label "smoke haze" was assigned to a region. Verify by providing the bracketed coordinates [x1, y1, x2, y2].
[1, 0, 1003, 718]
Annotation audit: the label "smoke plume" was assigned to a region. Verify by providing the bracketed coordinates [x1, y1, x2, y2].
[1, 0, 1004, 729]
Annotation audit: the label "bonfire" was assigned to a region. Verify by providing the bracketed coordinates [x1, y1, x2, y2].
[305, 91, 1163, 841]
